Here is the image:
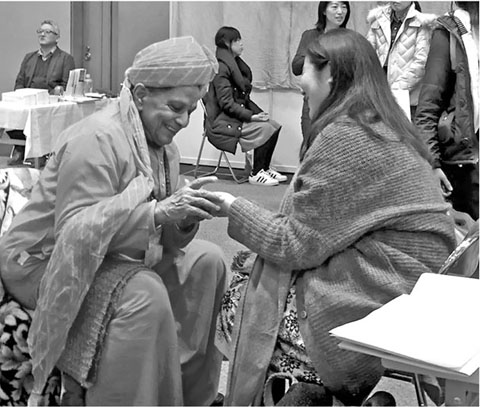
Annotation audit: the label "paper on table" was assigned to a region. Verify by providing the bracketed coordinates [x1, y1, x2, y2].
[330, 273, 480, 375]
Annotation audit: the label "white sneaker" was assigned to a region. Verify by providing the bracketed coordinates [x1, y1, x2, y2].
[249, 169, 279, 186]
[266, 168, 288, 182]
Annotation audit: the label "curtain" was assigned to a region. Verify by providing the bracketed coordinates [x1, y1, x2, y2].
[170, 1, 451, 90]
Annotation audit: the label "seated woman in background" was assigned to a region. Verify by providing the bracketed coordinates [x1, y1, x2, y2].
[204, 26, 287, 187]
[214, 28, 456, 406]
[292, 1, 351, 140]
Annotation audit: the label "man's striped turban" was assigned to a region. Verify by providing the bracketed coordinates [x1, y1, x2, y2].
[125, 36, 218, 88]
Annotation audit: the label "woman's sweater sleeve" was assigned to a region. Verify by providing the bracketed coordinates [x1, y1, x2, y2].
[227, 121, 437, 271]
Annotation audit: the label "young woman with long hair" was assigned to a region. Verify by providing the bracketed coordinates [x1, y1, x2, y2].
[213, 29, 456, 406]
[292, 1, 351, 140]
[204, 26, 287, 186]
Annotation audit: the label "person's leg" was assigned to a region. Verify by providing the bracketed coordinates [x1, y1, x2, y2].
[85, 270, 183, 406]
[0, 248, 48, 310]
[6, 130, 26, 166]
[156, 240, 227, 406]
[252, 129, 280, 175]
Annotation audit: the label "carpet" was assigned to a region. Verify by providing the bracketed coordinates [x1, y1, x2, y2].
[182, 164, 291, 268]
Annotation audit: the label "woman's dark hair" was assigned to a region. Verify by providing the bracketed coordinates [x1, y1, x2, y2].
[215, 26, 242, 50]
[413, 2, 422, 12]
[300, 28, 431, 163]
[315, 2, 351, 32]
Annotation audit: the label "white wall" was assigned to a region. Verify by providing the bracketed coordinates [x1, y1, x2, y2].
[0, 2, 71, 94]
[175, 88, 304, 173]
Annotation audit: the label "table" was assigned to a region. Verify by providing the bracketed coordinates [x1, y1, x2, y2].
[382, 359, 479, 406]
[0, 98, 113, 159]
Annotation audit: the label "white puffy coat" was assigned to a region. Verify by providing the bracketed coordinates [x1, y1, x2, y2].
[366, 4, 436, 106]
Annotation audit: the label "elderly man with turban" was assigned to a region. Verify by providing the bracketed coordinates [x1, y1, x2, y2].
[0, 37, 226, 406]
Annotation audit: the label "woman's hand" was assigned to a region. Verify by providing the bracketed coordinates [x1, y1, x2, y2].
[211, 191, 236, 217]
[154, 176, 223, 226]
[251, 112, 269, 122]
[433, 168, 453, 197]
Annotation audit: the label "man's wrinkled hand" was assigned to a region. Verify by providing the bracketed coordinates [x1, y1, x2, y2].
[154, 176, 223, 225]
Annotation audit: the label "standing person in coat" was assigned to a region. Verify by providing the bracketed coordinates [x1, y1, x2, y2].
[366, 2, 436, 119]
[204, 26, 287, 187]
[214, 29, 456, 406]
[7, 19, 75, 166]
[414, 1, 479, 221]
[292, 1, 350, 140]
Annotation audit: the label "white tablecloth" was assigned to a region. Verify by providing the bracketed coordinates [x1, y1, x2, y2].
[0, 98, 113, 159]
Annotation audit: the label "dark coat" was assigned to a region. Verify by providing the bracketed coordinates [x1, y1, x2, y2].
[291, 28, 320, 76]
[14, 47, 75, 94]
[414, 15, 478, 167]
[204, 48, 262, 154]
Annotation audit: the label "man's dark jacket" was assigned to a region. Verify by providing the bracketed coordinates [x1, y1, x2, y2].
[204, 48, 262, 154]
[414, 14, 478, 167]
[14, 47, 75, 94]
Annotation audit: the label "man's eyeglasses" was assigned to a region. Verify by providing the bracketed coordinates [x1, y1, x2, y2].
[36, 29, 57, 35]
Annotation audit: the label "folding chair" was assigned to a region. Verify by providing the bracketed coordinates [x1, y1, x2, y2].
[186, 100, 249, 184]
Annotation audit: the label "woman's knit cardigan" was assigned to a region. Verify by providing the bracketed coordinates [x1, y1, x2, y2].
[225, 117, 456, 406]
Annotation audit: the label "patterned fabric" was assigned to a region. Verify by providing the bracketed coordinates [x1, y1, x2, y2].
[125, 36, 218, 88]
[0, 168, 61, 405]
[268, 287, 322, 386]
[0, 293, 60, 406]
[217, 250, 322, 393]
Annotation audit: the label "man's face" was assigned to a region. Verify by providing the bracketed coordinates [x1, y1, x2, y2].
[37, 23, 59, 48]
[135, 85, 202, 148]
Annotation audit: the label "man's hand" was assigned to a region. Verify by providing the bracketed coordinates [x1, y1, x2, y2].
[154, 176, 223, 226]
[433, 168, 453, 197]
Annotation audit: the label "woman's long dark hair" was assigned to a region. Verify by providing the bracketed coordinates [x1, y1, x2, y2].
[300, 28, 431, 163]
[315, 1, 351, 32]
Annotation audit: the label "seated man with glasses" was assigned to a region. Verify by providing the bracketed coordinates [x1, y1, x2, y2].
[7, 19, 75, 166]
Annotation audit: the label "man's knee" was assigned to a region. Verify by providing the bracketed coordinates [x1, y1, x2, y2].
[119, 270, 173, 322]
[187, 240, 227, 285]
[0, 246, 46, 309]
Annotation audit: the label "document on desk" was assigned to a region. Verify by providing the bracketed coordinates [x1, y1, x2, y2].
[330, 273, 480, 376]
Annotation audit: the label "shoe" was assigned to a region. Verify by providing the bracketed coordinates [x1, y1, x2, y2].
[7, 146, 25, 166]
[249, 169, 279, 186]
[211, 393, 224, 406]
[24, 154, 48, 168]
[266, 168, 288, 182]
[362, 391, 396, 406]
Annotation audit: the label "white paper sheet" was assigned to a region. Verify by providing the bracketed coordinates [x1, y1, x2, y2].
[330, 274, 480, 375]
